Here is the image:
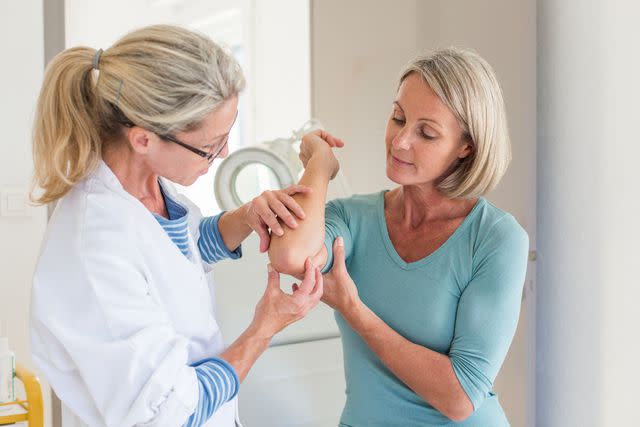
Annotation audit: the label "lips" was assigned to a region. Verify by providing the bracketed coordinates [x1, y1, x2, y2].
[391, 155, 413, 166]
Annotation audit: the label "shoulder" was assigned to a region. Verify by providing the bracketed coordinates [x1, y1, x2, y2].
[326, 191, 382, 215]
[41, 170, 147, 265]
[472, 199, 529, 258]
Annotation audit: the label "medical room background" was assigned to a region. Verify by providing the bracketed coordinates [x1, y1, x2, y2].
[1, 1, 638, 426]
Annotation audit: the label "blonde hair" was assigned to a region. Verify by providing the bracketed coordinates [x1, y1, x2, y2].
[31, 24, 245, 204]
[399, 47, 510, 199]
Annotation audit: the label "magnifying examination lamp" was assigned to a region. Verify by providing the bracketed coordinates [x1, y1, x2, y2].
[214, 119, 351, 211]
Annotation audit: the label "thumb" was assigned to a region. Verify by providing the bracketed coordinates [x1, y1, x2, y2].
[258, 230, 271, 253]
[332, 236, 346, 273]
[255, 225, 271, 253]
[267, 264, 280, 290]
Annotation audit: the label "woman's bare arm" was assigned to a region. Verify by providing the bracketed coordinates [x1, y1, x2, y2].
[267, 131, 344, 276]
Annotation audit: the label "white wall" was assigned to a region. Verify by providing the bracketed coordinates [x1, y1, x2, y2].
[312, 1, 536, 426]
[0, 1, 51, 425]
[537, 1, 640, 425]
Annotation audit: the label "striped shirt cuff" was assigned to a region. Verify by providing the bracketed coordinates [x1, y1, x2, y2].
[198, 213, 242, 264]
[183, 357, 239, 427]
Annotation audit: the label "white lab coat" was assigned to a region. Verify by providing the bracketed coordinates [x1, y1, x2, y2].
[30, 161, 241, 427]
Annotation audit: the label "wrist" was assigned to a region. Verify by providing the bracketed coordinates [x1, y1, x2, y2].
[343, 300, 374, 335]
[308, 153, 335, 180]
[236, 203, 253, 229]
[247, 319, 275, 343]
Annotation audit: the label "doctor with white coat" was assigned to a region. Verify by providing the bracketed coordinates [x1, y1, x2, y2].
[29, 25, 342, 427]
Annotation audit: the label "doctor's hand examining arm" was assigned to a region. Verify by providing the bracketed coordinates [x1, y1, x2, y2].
[219, 258, 323, 381]
[217, 185, 313, 254]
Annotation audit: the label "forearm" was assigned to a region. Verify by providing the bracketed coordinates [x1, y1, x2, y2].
[268, 155, 331, 275]
[218, 323, 271, 382]
[344, 302, 474, 422]
[217, 205, 252, 252]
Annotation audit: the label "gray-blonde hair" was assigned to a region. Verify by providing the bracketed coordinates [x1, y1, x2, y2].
[32, 24, 245, 204]
[399, 47, 510, 199]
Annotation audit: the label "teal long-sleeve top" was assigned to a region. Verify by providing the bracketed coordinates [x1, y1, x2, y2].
[322, 191, 529, 427]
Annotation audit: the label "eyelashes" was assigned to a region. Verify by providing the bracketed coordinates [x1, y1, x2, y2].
[391, 117, 435, 140]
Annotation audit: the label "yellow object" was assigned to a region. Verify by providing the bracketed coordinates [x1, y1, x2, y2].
[0, 364, 43, 426]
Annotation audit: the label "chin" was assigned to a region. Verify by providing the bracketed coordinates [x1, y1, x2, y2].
[185, 175, 200, 186]
[170, 175, 198, 187]
[386, 169, 412, 185]
[386, 158, 414, 185]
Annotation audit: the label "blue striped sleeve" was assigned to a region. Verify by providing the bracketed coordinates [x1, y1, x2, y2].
[183, 358, 240, 427]
[198, 213, 242, 264]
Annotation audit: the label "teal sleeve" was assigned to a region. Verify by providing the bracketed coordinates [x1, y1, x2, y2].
[448, 215, 529, 410]
[321, 199, 354, 274]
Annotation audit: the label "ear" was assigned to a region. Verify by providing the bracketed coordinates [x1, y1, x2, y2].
[126, 127, 154, 154]
[458, 137, 474, 160]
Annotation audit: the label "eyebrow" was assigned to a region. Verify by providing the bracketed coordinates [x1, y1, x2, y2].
[393, 101, 443, 130]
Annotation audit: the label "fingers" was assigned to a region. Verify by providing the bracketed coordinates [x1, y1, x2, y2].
[321, 131, 345, 148]
[305, 130, 346, 148]
[256, 226, 271, 253]
[316, 129, 346, 148]
[255, 198, 284, 236]
[276, 192, 306, 221]
[267, 264, 281, 291]
[332, 236, 346, 273]
[298, 257, 316, 294]
[310, 246, 326, 269]
[254, 189, 310, 236]
[283, 185, 313, 197]
[310, 266, 323, 300]
[269, 197, 298, 229]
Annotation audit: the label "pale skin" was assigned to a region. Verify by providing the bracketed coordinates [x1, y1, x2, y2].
[102, 95, 323, 381]
[269, 72, 477, 421]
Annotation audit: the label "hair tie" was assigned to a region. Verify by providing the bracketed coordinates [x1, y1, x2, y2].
[92, 49, 103, 70]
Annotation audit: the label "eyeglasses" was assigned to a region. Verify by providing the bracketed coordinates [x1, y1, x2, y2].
[157, 133, 228, 164]
[111, 104, 229, 163]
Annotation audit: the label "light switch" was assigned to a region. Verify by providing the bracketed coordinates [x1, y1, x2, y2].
[0, 188, 30, 217]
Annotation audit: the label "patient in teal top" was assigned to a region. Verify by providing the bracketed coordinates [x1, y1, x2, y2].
[269, 47, 529, 426]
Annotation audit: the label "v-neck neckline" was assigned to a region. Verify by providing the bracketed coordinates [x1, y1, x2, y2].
[376, 190, 484, 270]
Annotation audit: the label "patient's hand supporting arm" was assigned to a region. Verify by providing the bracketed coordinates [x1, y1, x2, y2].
[267, 130, 344, 276]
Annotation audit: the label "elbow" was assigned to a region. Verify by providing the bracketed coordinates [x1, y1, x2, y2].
[441, 396, 474, 423]
[268, 245, 307, 277]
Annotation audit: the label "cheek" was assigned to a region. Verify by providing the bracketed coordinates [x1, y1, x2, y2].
[384, 122, 396, 148]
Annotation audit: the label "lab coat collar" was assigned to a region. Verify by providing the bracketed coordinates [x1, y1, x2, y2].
[94, 159, 179, 205]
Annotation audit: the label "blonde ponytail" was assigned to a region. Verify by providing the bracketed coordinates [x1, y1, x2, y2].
[31, 25, 245, 204]
[31, 47, 102, 204]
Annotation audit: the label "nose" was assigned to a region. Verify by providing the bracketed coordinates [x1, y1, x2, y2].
[392, 127, 412, 151]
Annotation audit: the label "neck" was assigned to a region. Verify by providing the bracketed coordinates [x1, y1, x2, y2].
[102, 142, 162, 204]
[388, 184, 473, 228]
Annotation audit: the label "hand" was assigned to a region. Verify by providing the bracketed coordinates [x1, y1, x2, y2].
[299, 130, 345, 179]
[320, 236, 360, 314]
[244, 185, 313, 252]
[251, 258, 324, 339]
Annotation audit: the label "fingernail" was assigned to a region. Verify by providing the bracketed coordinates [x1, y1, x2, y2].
[268, 264, 273, 272]
[277, 229, 284, 236]
[337, 236, 344, 246]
